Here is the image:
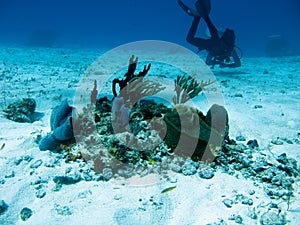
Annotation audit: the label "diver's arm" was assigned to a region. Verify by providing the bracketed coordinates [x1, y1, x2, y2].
[220, 50, 241, 68]
[205, 53, 214, 65]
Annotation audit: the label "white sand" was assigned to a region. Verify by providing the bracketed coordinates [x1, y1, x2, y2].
[0, 46, 299, 224]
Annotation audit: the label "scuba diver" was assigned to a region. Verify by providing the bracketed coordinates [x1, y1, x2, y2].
[178, 0, 241, 68]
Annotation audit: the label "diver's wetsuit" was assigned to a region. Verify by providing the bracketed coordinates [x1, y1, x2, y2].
[186, 16, 241, 68]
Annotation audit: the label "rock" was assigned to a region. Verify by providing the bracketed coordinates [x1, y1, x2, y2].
[20, 207, 33, 221]
[53, 174, 81, 185]
[247, 139, 259, 149]
[277, 153, 289, 165]
[198, 167, 215, 179]
[3, 98, 37, 123]
[234, 94, 243, 98]
[14, 157, 23, 166]
[30, 159, 43, 169]
[0, 200, 8, 215]
[222, 198, 233, 208]
[81, 169, 94, 181]
[4, 171, 15, 178]
[271, 138, 284, 145]
[170, 163, 181, 173]
[23, 155, 33, 163]
[234, 215, 243, 224]
[248, 207, 258, 220]
[236, 135, 246, 141]
[102, 168, 113, 181]
[241, 197, 253, 205]
[35, 189, 46, 198]
[254, 105, 263, 109]
[248, 190, 255, 195]
[31, 177, 49, 186]
[181, 162, 197, 176]
[44, 158, 61, 167]
[252, 158, 268, 173]
[54, 204, 72, 216]
[228, 214, 243, 224]
[260, 211, 286, 225]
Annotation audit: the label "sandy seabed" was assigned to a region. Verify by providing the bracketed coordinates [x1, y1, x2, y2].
[0, 46, 299, 225]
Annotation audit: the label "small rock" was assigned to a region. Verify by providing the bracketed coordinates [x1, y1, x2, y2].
[260, 211, 286, 225]
[276, 153, 288, 164]
[102, 168, 113, 181]
[35, 189, 46, 198]
[4, 171, 15, 178]
[0, 200, 8, 215]
[198, 167, 215, 179]
[30, 159, 43, 169]
[170, 164, 181, 173]
[31, 177, 49, 186]
[236, 135, 246, 141]
[23, 155, 33, 162]
[248, 207, 258, 220]
[53, 174, 81, 185]
[20, 207, 33, 221]
[54, 204, 72, 216]
[234, 94, 243, 98]
[248, 190, 255, 195]
[14, 157, 23, 166]
[271, 138, 284, 145]
[234, 215, 243, 224]
[222, 198, 233, 208]
[78, 190, 92, 199]
[247, 139, 259, 149]
[81, 170, 94, 181]
[181, 163, 197, 176]
[241, 197, 253, 206]
[284, 139, 293, 144]
[114, 195, 122, 200]
[254, 105, 263, 109]
[44, 158, 60, 167]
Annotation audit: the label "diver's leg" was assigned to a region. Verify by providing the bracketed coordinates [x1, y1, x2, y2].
[186, 17, 207, 50]
[178, 0, 200, 17]
[203, 15, 219, 39]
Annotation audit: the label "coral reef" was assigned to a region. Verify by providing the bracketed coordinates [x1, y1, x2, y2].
[43, 55, 225, 178]
[3, 98, 38, 123]
[72, 56, 224, 179]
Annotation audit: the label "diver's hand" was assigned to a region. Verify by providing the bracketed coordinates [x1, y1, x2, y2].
[219, 62, 226, 68]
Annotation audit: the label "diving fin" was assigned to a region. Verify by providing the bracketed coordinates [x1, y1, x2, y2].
[178, 0, 200, 17]
[195, 0, 211, 17]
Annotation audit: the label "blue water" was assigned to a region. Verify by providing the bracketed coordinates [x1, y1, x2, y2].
[0, 0, 299, 56]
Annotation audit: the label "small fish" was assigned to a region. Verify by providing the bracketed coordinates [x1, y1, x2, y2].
[161, 186, 176, 194]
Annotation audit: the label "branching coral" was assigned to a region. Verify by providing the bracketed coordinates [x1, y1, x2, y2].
[173, 74, 215, 104]
[111, 55, 165, 132]
[112, 55, 151, 98]
[120, 77, 165, 107]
